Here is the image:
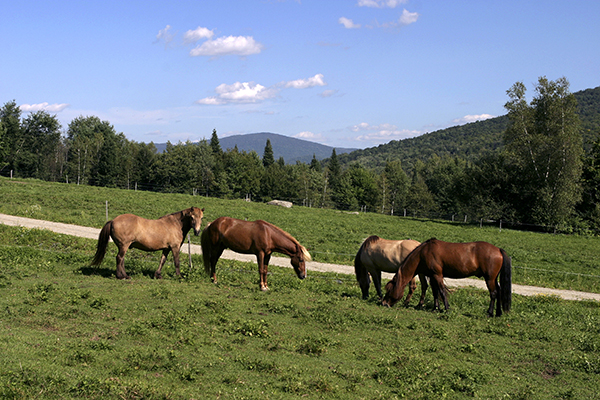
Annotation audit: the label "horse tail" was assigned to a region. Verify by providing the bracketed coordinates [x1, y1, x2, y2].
[355, 236, 378, 298]
[500, 248, 512, 313]
[91, 221, 112, 266]
[201, 225, 212, 276]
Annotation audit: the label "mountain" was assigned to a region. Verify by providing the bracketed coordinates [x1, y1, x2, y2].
[154, 132, 357, 164]
[337, 86, 600, 171]
[219, 132, 357, 164]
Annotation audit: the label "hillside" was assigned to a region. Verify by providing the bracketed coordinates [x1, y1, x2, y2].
[337, 86, 600, 171]
[155, 132, 357, 164]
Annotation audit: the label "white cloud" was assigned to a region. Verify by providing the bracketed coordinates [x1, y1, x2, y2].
[197, 82, 278, 105]
[319, 89, 338, 98]
[155, 25, 175, 46]
[294, 131, 325, 142]
[358, 0, 407, 8]
[190, 35, 263, 57]
[20, 102, 70, 113]
[399, 9, 419, 25]
[339, 17, 361, 29]
[452, 114, 496, 125]
[284, 74, 326, 89]
[350, 122, 421, 144]
[197, 74, 327, 106]
[183, 26, 214, 43]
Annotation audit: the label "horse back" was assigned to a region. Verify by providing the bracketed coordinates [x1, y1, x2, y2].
[111, 213, 183, 249]
[361, 237, 420, 274]
[420, 239, 504, 278]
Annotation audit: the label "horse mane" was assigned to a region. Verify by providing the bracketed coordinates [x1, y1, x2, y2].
[362, 235, 381, 247]
[264, 220, 311, 261]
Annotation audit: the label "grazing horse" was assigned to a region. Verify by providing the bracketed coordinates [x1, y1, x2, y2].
[90, 207, 204, 279]
[382, 238, 512, 317]
[201, 216, 310, 291]
[354, 236, 428, 306]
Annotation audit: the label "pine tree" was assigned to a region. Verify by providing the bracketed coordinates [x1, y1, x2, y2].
[262, 139, 274, 167]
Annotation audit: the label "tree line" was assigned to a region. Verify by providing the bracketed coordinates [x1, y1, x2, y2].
[2, 77, 600, 233]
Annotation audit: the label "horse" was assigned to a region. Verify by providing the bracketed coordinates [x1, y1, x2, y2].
[90, 207, 204, 279]
[354, 236, 428, 306]
[201, 216, 310, 291]
[382, 238, 512, 317]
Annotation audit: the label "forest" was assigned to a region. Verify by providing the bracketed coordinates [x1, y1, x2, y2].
[2, 77, 600, 233]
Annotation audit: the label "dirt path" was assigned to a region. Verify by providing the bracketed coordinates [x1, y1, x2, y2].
[1, 213, 599, 302]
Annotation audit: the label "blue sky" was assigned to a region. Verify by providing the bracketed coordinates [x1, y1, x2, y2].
[2, 0, 599, 149]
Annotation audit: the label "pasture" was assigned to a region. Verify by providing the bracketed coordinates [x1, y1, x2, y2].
[1, 177, 599, 293]
[0, 178, 599, 398]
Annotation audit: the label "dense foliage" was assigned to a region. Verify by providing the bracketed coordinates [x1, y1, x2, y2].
[1, 80, 599, 231]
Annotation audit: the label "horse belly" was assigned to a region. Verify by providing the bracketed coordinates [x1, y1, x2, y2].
[365, 252, 400, 274]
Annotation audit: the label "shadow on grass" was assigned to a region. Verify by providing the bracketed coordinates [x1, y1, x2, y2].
[78, 266, 158, 279]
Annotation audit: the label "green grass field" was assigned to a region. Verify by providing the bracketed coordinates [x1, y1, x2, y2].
[0, 223, 599, 399]
[1, 177, 599, 293]
[0, 178, 600, 399]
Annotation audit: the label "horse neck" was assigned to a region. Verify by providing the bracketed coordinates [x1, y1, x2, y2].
[169, 211, 190, 234]
[399, 252, 419, 286]
[270, 229, 298, 257]
[182, 214, 195, 235]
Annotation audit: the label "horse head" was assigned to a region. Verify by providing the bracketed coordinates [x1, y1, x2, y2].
[291, 245, 311, 280]
[381, 272, 403, 307]
[188, 207, 205, 236]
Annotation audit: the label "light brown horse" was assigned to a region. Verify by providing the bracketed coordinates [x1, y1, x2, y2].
[382, 238, 512, 317]
[354, 236, 428, 306]
[91, 207, 204, 279]
[201, 216, 310, 291]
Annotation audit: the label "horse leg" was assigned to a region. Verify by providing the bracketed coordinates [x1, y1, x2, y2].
[372, 270, 383, 299]
[210, 247, 224, 284]
[257, 252, 269, 291]
[403, 276, 417, 306]
[172, 247, 181, 277]
[154, 249, 171, 279]
[115, 246, 130, 279]
[434, 275, 450, 311]
[486, 277, 500, 317]
[416, 274, 428, 308]
[429, 278, 441, 311]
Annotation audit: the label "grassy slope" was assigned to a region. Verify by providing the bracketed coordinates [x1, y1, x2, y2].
[1, 177, 599, 294]
[0, 224, 599, 399]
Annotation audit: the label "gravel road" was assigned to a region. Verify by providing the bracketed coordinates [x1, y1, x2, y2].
[1, 213, 598, 302]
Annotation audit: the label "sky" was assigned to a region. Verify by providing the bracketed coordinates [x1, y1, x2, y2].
[2, 0, 599, 149]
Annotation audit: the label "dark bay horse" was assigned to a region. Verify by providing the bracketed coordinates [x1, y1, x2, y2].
[91, 207, 204, 279]
[201, 217, 310, 291]
[382, 238, 512, 317]
[354, 236, 428, 306]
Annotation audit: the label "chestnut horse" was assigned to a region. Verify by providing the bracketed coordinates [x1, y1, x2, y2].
[382, 238, 512, 317]
[201, 217, 310, 291]
[91, 207, 204, 279]
[354, 236, 428, 306]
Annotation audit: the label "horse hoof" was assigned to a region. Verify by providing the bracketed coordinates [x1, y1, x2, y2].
[260, 286, 270, 292]
[154, 273, 162, 279]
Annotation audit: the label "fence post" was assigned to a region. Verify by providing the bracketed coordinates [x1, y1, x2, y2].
[188, 234, 192, 270]
[106, 201, 109, 222]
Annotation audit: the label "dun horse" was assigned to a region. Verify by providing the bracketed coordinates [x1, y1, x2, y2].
[201, 217, 310, 291]
[382, 238, 511, 317]
[90, 207, 204, 279]
[354, 236, 427, 306]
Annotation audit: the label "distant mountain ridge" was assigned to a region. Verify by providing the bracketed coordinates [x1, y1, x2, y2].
[152, 86, 599, 169]
[154, 132, 357, 164]
[336, 86, 600, 171]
